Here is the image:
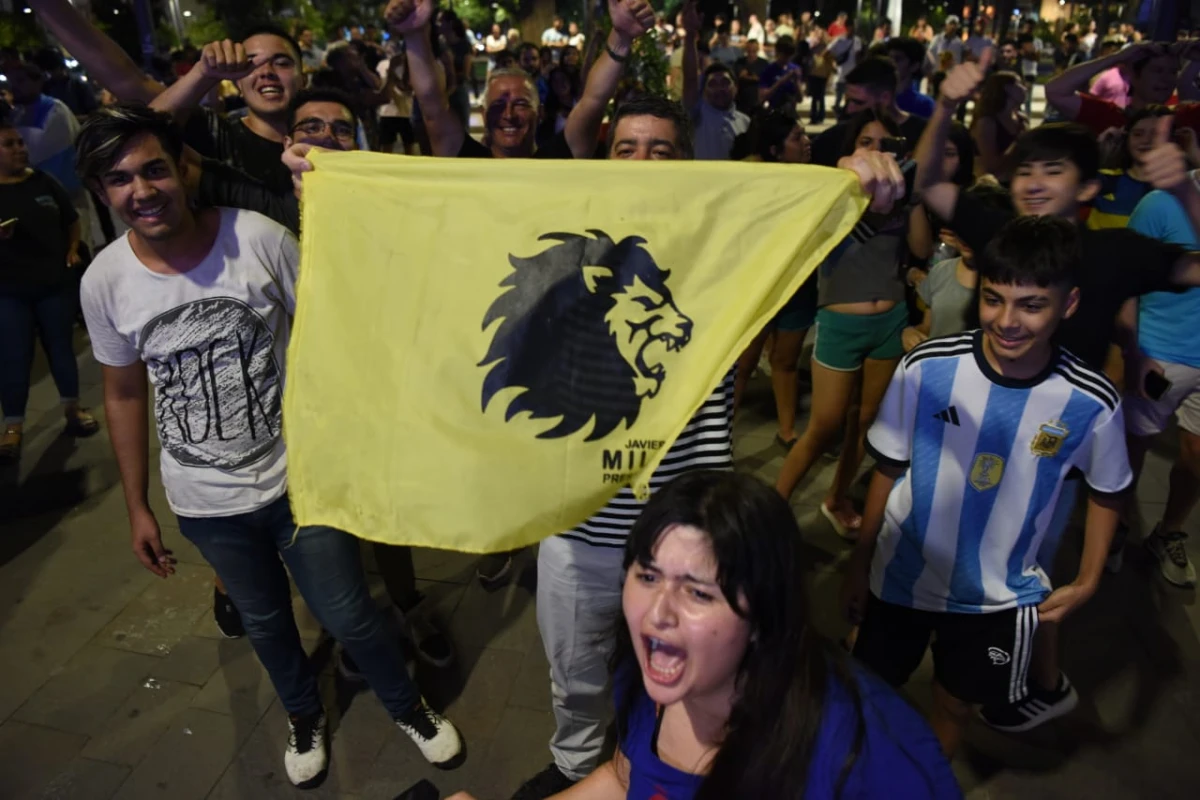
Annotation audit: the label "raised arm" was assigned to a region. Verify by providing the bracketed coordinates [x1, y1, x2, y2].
[566, 0, 655, 159]
[151, 40, 262, 125]
[34, 0, 164, 103]
[385, 0, 463, 157]
[1045, 41, 1160, 121]
[915, 51, 990, 220]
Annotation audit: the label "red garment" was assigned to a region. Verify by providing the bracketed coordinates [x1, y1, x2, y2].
[828, 22, 847, 38]
[1076, 92, 1200, 135]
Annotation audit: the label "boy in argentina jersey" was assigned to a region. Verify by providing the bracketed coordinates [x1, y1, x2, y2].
[842, 216, 1132, 757]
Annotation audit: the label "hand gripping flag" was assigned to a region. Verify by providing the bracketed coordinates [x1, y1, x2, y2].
[286, 151, 867, 551]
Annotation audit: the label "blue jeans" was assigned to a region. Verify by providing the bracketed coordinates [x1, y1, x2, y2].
[177, 495, 420, 718]
[0, 287, 81, 424]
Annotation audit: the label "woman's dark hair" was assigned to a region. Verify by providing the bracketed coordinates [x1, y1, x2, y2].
[946, 121, 976, 186]
[75, 104, 183, 184]
[545, 66, 580, 112]
[841, 108, 901, 157]
[752, 111, 801, 162]
[611, 472, 865, 800]
[440, 9, 466, 40]
[1121, 104, 1173, 170]
[971, 70, 1021, 127]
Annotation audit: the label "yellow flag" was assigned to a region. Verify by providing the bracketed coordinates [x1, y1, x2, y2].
[286, 152, 867, 551]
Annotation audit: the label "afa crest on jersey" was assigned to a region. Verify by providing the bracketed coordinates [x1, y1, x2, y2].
[1031, 420, 1070, 458]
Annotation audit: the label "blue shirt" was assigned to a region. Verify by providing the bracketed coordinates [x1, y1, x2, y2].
[1128, 190, 1200, 367]
[617, 664, 962, 799]
[759, 62, 800, 109]
[867, 332, 1131, 613]
[896, 85, 935, 119]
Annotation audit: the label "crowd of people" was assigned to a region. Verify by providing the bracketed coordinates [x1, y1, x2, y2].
[2, 0, 1200, 797]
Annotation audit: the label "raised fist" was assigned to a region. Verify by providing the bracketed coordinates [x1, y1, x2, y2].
[610, 0, 656, 41]
[384, 0, 435, 36]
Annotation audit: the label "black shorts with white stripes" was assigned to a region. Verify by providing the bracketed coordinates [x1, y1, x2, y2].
[853, 594, 1039, 706]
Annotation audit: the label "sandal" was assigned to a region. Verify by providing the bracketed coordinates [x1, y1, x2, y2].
[0, 426, 21, 462]
[775, 433, 798, 452]
[820, 501, 862, 541]
[64, 408, 101, 438]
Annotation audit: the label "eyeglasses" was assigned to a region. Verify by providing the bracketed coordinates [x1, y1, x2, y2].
[291, 118, 356, 141]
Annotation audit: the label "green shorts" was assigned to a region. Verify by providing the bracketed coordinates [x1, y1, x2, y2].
[813, 304, 908, 372]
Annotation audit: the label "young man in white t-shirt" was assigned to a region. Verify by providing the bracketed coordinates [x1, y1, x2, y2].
[74, 106, 463, 787]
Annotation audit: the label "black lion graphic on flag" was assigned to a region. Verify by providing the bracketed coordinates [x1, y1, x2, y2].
[479, 230, 693, 441]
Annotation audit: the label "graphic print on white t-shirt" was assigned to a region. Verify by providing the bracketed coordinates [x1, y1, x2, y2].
[140, 296, 283, 470]
[81, 208, 299, 518]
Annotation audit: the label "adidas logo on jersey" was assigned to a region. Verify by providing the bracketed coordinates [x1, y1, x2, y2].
[934, 406, 961, 426]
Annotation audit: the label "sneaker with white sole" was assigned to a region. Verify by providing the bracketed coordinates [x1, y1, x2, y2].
[396, 700, 464, 768]
[979, 673, 1078, 733]
[1145, 525, 1197, 587]
[285, 710, 328, 788]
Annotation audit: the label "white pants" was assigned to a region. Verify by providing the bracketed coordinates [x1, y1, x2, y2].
[536, 535, 625, 780]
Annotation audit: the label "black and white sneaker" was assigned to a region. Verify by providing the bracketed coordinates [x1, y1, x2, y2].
[394, 602, 455, 668]
[285, 710, 328, 788]
[979, 673, 1079, 733]
[212, 586, 244, 638]
[1145, 524, 1197, 588]
[511, 762, 579, 799]
[396, 700, 464, 768]
[475, 551, 515, 591]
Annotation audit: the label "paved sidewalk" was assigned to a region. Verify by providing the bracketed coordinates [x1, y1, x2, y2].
[2, 319, 1199, 799]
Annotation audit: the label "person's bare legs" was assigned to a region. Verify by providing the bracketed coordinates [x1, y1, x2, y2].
[824, 356, 900, 528]
[930, 680, 973, 757]
[734, 328, 770, 414]
[1162, 429, 1200, 532]
[769, 328, 807, 444]
[776, 361, 860, 499]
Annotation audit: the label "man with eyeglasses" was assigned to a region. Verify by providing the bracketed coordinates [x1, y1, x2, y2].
[188, 88, 360, 234]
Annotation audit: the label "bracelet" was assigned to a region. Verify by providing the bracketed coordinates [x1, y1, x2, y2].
[606, 44, 630, 63]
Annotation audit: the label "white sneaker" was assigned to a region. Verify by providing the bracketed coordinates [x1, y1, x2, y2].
[285, 710, 328, 788]
[396, 700, 464, 768]
[1146, 525, 1198, 588]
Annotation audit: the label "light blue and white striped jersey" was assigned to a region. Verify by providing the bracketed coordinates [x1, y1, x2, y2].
[865, 331, 1132, 614]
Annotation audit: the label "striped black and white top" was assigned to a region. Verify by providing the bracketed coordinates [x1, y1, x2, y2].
[561, 368, 736, 549]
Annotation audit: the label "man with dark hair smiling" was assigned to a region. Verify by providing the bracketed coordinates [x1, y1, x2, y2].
[75, 105, 464, 787]
[33, 1, 305, 195]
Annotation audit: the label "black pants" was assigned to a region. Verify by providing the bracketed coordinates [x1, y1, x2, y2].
[807, 76, 828, 124]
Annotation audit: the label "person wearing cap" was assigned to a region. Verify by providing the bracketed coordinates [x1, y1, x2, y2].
[925, 15, 964, 75]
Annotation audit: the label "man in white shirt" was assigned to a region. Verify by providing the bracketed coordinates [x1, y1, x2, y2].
[925, 14, 964, 74]
[682, 27, 749, 160]
[485, 22, 508, 56]
[746, 13, 765, 44]
[75, 105, 463, 788]
[542, 16, 569, 50]
[567, 20, 586, 48]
